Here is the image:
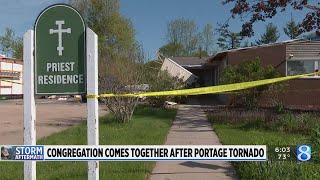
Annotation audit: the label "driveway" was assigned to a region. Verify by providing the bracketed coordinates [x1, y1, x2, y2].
[0, 99, 108, 145]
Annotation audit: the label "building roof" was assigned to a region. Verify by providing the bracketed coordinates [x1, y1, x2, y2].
[0, 55, 23, 64]
[169, 56, 210, 66]
[207, 38, 307, 63]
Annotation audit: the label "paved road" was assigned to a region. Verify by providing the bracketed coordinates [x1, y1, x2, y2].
[0, 99, 107, 144]
[150, 104, 237, 180]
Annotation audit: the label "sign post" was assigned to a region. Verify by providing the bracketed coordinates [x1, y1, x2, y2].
[23, 4, 99, 180]
[86, 28, 99, 180]
[23, 30, 36, 180]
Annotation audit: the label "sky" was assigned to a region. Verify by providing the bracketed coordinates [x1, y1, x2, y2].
[0, 0, 317, 59]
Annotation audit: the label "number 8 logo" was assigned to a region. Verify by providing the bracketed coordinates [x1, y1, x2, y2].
[297, 145, 311, 161]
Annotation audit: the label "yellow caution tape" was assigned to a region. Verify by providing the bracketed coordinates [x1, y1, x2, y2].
[1, 72, 318, 98]
[0, 79, 23, 85]
[87, 72, 319, 98]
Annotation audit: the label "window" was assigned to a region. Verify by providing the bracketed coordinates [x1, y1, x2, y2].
[287, 60, 319, 77]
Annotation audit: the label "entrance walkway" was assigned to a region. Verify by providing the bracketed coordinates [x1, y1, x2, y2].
[149, 104, 237, 180]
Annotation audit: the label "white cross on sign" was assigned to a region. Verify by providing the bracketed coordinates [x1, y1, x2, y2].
[49, 20, 71, 56]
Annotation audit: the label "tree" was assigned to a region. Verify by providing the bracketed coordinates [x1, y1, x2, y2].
[12, 37, 23, 59]
[200, 24, 214, 55]
[160, 19, 216, 57]
[0, 28, 23, 59]
[256, 23, 280, 45]
[303, 32, 317, 39]
[222, 0, 320, 37]
[216, 24, 243, 50]
[242, 40, 250, 47]
[159, 43, 184, 57]
[242, 40, 256, 47]
[68, 0, 137, 59]
[69, 0, 143, 123]
[0, 28, 14, 56]
[191, 47, 209, 57]
[164, 18, 199, 56]
[242, 40, 256, 48]
[283, 14, 301, 39]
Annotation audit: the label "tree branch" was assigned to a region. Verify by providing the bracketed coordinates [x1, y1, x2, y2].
[305, 5, 320, 11]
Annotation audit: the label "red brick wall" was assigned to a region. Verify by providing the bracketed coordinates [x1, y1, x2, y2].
[224, 44, 320, 107]
[227, 44, 286, 75]
[281, 78, 320, 106]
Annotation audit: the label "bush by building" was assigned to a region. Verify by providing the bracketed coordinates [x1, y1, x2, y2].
[220, 58, 284, 110]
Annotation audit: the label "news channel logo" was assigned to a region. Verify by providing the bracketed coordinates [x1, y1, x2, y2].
[296, 145, 312, 162]
[1, 146, 44, 160]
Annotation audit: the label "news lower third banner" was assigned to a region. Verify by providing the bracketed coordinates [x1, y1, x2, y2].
[1, 145, 266, 161]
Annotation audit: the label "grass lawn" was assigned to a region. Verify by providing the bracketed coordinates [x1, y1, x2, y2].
[214, 124, 308, 145]
[213, 123, 320, 179]
[0, 105, 177, 180]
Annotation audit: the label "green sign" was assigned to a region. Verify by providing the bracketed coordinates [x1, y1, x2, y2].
[35, 4, 86, 94]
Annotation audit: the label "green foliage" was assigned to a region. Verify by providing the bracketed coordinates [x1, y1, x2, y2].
[191, 48, 209, 57]
[310, 125, 320, 164]
[216, 24, 243, 50]
[0, 106, 177, 179]
[272, 113, 319, 133]
[241, 40, 256, 48]
[0, 27, 23, 59]
[99, 57, 146, 123]
[302, 32, 317, 39]
[234, 161, 319, 180]
[256, 23, 280, 45]
[159, 43, 184, 57]
[283, 15, 301, 39]
[159, 19, 214, 57]
[69, 0, 145, 122]
[273, 102, 286, 113]
[200, 24, 214, 55]
[208, 108, 320, 135]
[12, 37, 23, 59]
[266, 82, 288, 113]
[165, 18, 199, 56]
[147, 70, 186, 107]
[69, 0, 137, 59]
[140, 60, 162, 83]
[220, 58, 281, 109]
[212, 117, 320, 179]
[0, 27, 14, 56]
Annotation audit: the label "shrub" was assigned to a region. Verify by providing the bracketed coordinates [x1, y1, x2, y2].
[267, 82, 288, 113]
[273, 102, 286, 114]
[147, 70, 186, 107]
[220, 58, 283, 110]
[99, 57, 145, 123]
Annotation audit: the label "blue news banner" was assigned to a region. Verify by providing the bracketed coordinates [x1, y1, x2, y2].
[1, 146, 44, 160]
[0, 145, 314, 162]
